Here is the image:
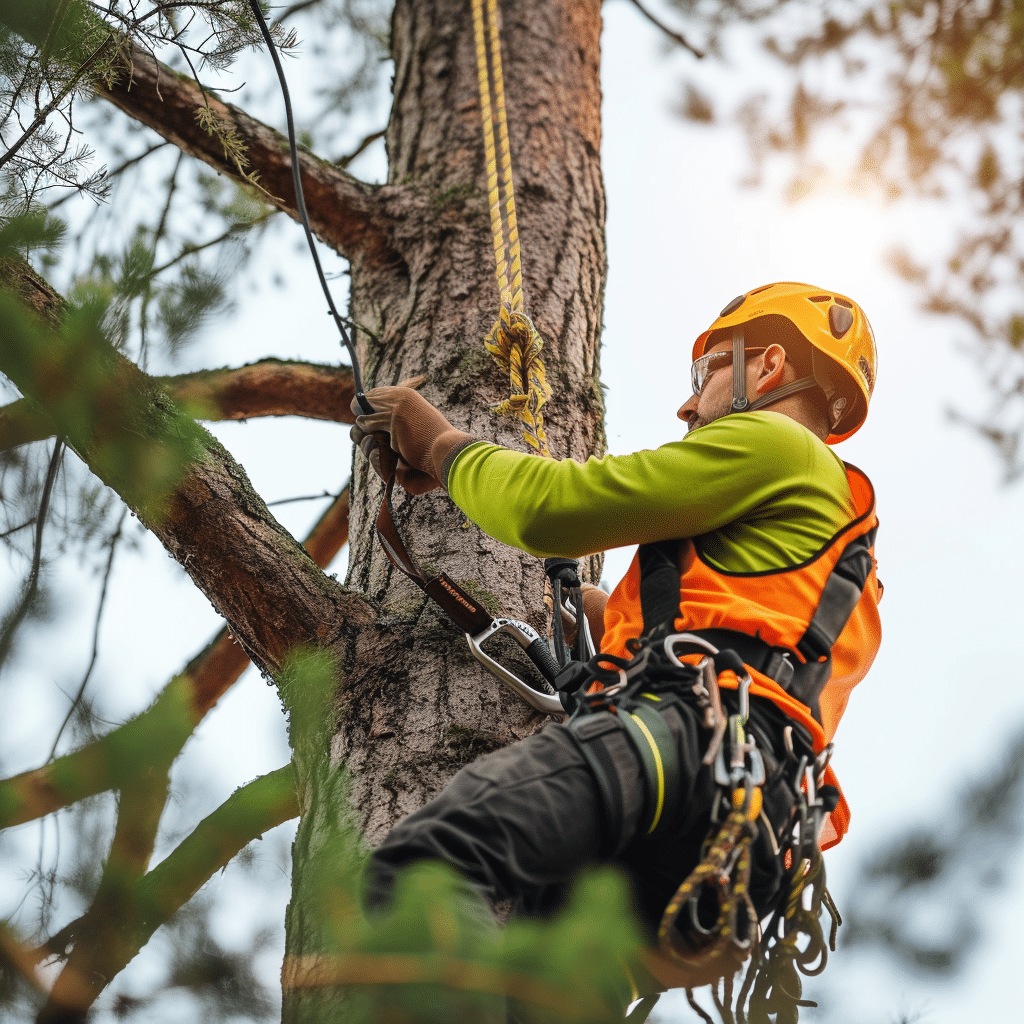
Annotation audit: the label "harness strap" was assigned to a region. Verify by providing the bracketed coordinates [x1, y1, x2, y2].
[568, 714, 640, 857]
[638, 540, 681, 639]
[373, 442, 493, 635]
[617, 699, 682, 835]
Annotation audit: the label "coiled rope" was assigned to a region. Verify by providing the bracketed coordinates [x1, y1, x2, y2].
[470, 0, 552, 455]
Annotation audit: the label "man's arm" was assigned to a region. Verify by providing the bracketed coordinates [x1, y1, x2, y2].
[352, 387, 854, 566]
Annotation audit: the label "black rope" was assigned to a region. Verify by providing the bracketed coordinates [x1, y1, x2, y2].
[246, 0, 372, 414]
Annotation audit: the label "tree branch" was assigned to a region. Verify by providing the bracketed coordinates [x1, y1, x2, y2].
[167, 359, 356, 423]
[0, 485, 349, 830]
[0, 257, 373, 687]
[40, 765, 299, 1024]
[41, 765, 172, 1022]
[94, 41, 406, 270]
[625, 0, 704, 58]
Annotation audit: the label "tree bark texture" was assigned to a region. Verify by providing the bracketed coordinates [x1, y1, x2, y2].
[282, 1, 607, 1017]
[337, 0, 606, 840]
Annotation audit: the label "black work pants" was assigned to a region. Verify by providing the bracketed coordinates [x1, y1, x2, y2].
[364, 692, 797, 940]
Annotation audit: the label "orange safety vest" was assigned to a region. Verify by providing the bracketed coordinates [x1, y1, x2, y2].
[601, 463, 881, 849]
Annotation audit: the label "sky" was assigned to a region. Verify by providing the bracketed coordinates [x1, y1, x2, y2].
[3, 2, 1024, 1022]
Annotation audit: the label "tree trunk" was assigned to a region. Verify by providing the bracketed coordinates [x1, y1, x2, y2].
[284, 0, 606, 1017]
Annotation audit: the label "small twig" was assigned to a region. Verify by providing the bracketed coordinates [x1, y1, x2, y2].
[267, 489, 342, 507]
[0, 439, 64, 675]
[149, 208, 274, 277]
[0, 518, 37, 540]
[335, 127, 386, 169]
[47, 142, 169, 211]
[47, 509, 127, 762]
[274, 0, 329, 24]
[0, 35, 117, 171]
[625, 0, 704, 58]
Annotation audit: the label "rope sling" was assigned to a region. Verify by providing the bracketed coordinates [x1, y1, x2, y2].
[470, 0, 552, 456]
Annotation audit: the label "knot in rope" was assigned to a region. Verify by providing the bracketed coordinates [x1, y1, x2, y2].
[483, 304, 551, 454]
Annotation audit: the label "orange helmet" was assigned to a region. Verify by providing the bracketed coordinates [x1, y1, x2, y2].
[692, 281, 877, 444]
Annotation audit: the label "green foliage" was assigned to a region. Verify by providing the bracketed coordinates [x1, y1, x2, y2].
[0, 234, 209, 518]
[276, 647, 643, 1024]
[286, 860, 643, 1024]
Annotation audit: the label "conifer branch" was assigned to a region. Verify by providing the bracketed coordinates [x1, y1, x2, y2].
[96, 40, 406, 268]
[0, 485, 349, 830]
[40, 765, 299, 1023]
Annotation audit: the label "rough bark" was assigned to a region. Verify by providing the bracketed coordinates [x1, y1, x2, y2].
[168, 360, 356, 424]
[338, 0, 606, 844]
[277, 1, 609, 1016]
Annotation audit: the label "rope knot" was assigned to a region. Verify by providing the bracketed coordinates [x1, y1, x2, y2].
[484, 307, 551, 455]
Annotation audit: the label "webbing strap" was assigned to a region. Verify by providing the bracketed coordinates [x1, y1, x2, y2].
[787, 526, 876, 718]
[795, 528, 876, 665]
[638, 540, 681, 639]
[373, 442, 493, 635]
[569, 714, 632, 856]
[618, 699, 681, 835]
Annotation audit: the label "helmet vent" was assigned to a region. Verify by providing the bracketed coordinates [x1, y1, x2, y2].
[829, 304, 854, 339]
[834, 297, 853, 308]
[720, 294, 746, 316]
[858, 355, 875, 394]
[808, 294, 831, 302]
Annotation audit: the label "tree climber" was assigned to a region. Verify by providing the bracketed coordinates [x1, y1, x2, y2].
[351, 282, 881, 1001]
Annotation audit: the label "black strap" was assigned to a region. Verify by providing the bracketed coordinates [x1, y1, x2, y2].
[568, 714, 632, 855]
[638, 540, 681, 639]
[795, 528, 876, 665]
[373, 440, 493, 635]
[787, 526, 876, 719]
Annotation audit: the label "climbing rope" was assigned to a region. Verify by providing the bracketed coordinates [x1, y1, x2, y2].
[245, 0, 371, 414]
[470, 0, 552, 455]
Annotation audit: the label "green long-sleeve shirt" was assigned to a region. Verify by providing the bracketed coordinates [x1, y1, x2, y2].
[447, 411, 856, 572]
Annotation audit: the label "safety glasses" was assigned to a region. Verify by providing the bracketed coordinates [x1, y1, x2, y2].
[690, 347, 766, 397]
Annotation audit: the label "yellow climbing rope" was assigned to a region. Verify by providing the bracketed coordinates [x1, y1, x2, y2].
[471, 0, 551, 456]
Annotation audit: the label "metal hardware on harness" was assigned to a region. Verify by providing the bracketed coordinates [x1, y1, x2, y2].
[465, 619, 564, 716]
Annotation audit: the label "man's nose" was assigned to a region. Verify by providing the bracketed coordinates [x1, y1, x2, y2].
[677, 393, 698, 426]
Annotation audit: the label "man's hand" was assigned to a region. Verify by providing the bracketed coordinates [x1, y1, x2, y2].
[350, 387, 474, 494]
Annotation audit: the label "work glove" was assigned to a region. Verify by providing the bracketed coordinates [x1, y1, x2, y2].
[350, 386, 475, 494]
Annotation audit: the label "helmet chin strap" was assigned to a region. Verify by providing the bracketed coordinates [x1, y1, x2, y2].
[731, 326, 818, 414]
[731, 329, 748, 412]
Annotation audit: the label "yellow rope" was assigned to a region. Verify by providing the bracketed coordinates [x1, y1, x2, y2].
[471, 0, 551, 456]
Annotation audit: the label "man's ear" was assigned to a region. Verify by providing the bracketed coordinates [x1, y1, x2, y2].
[754, 343, 788, 395]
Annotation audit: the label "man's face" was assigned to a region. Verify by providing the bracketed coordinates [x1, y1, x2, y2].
[678, 339, 747, 432]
